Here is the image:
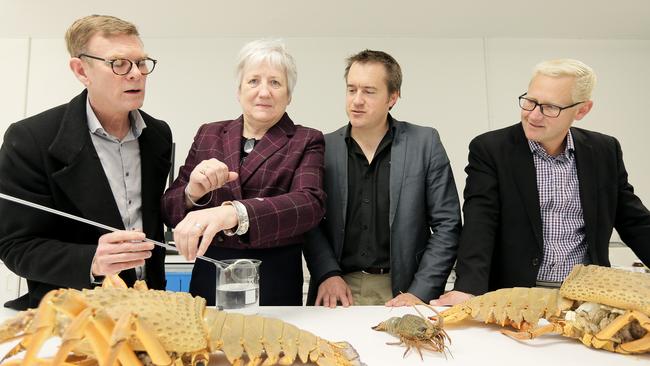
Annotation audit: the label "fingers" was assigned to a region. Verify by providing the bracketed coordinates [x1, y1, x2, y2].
[188, 159, 236, 199]
[339, 291, 351, 307]
[316, 276, 353, 308]
[429, 291, 473, 306]
[315, 292, 324, 307]
[345, 286, 354, 306]
[197, 223, 219, 258]
[227, 171, 239, 183]
[98, 230, 146, 244]
[172, 206, 239, 260]
[173, 219, 203, 260]
[93, 231, 153, 276]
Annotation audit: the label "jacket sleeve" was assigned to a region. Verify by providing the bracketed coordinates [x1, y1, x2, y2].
[0, 123, 96, 289]
[303, 220, 342, 287]
[611, 137, 650, 265]
[453, 136, 501, 295]
[407, 129, 461, 301]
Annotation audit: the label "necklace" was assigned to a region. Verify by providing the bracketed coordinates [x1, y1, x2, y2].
[244, 138, 256, 154]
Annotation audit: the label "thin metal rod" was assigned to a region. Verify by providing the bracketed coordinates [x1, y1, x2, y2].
[0, 192, 226, 267]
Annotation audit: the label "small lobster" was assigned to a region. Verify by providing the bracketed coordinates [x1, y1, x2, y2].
[438, 265, 650, 354]
[0, 275, 364, 366]
[372, 304, 451, 359]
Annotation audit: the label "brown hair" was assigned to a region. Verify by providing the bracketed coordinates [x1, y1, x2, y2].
[65, 15, 139, 57]
[344, 49, 402, 96]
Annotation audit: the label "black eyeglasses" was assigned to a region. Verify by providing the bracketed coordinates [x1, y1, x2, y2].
[78, 54, 157, 76]
[518, 92, 584, 118]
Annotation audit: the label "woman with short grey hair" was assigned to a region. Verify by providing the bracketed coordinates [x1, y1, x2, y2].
[163, 39, 325, 306]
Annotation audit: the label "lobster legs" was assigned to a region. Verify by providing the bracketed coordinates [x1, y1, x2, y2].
[501, 310, 650, 354]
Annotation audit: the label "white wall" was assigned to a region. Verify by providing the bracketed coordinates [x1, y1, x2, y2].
[2, 36, 649, 212]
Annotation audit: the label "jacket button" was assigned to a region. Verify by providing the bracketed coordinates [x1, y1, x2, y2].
[532, 258, 539, 266]
[216, 236, 224, 243]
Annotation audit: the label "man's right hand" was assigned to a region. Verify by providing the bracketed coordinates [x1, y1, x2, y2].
[429, 290, 474, 306]
[91, 231, 153, 277]
[315, 276, 354, 308]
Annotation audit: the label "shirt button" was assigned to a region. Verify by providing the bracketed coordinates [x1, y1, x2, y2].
[361, 252, 366, 256]
[363, 198, 370, 204]
[362, 224, 368, 230]
[126, 172, 130, 177]
[532, 258, 540, 266]
[128, 200, 132, 205]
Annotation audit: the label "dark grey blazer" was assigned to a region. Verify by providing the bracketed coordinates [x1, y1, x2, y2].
[304, 117, 461, 303]
[0, 90, 172, 310]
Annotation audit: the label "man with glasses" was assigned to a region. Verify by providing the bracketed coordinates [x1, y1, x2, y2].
[0, 15, 172, 310]
[432, 59, 650, 306]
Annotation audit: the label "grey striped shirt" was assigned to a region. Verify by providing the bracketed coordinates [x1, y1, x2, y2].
[86, 97, 146, 280]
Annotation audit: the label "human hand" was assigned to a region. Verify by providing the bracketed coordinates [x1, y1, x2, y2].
[315, 276, 354, 308]
[186, 158, 238, 203]
[91, 231, 153, 277]
[385, 292, 422, 307]
[429, 290, 474, 306]
[173, 205, 238, 260]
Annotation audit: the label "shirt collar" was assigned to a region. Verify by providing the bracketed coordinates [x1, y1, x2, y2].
[528, 129, 575, 160]
[85, 95, 146, 140]
[345, 114, 395, 142]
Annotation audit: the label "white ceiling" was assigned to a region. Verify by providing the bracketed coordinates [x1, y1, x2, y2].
[2, 0, 650, 39]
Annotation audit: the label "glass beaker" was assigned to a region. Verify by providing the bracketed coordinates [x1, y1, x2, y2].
[215, 259, 261, 309]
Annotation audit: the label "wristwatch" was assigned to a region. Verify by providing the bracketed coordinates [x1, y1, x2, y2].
[221, 200, 249, 236]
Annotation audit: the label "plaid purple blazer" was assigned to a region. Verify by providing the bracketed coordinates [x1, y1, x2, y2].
[162, 113, 325, 249]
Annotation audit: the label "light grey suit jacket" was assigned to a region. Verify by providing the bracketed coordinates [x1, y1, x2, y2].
[304, 117, 461, 303]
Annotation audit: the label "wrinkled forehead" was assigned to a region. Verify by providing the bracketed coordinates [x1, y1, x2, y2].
[86, 33, 146, 57]
[241, 59, 287, 80]
[527, 74, 575, 104]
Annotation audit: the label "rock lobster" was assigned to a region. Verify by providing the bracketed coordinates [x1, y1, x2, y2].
[0, 276, 364, 366]
[372, 304, 451, 359]
[438, 264, 650, 354]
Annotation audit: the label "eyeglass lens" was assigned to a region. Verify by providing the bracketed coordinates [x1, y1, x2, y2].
[112, 59, 155, 75]
[519, 98, 560, 117]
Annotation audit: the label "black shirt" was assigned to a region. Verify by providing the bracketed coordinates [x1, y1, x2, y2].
[340, 122, 393, 273]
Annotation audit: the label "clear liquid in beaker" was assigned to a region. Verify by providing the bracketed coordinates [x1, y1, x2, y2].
[216, 283, 259, 309]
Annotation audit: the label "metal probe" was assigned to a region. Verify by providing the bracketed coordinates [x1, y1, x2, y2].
[0, 192, 226, 267]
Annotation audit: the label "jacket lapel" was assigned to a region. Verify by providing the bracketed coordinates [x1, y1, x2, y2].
[333, 127, 349, 225]
[139, 122, 171, 237]
[572, 128, 598, 261]
[389, 120, 406, 227]
[239, 113, 293, 187]
[222, 117, 244, 199]
[510, 124, 544, 250]
[48, 90, 124, 230]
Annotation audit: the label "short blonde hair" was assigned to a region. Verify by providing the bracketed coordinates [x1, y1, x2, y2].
[65, 15, 140, 57]
[532, 59, 597, 102]
[236, 39, 297, 97]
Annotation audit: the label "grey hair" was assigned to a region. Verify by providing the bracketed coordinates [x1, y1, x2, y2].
[236, 39, 297, 96]
[532, 59, 597, 102]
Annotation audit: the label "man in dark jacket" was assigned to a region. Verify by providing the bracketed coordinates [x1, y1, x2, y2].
[0, 15, 172, 310]
[433, 59, 650, 306]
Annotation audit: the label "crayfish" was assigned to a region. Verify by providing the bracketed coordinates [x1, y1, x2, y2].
[372, 304, 451, 359]
[0, 275, 364, 366]
[438, 265, 650, 354]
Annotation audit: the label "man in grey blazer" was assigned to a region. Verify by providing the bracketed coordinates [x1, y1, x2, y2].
[304, 50, 461, 307]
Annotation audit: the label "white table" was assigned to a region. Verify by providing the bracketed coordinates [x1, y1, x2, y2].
[1, 305, 648, 365]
